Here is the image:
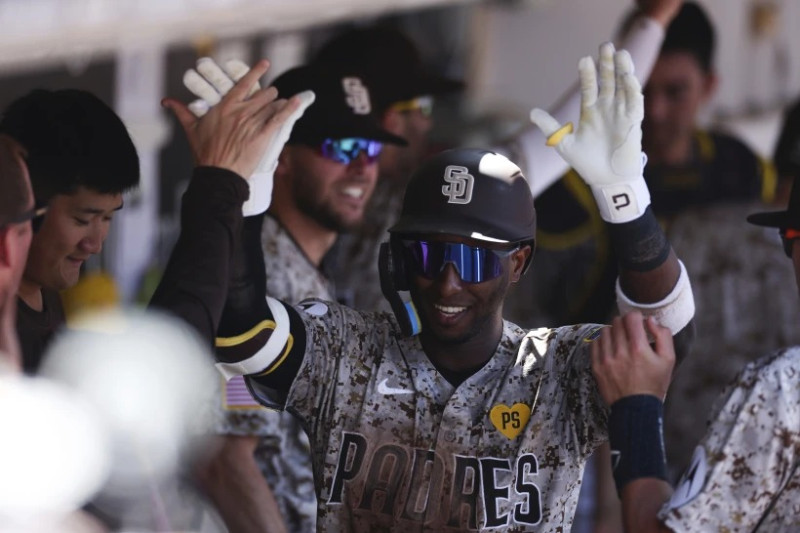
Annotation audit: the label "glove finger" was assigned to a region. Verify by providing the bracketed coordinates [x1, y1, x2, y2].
[618, 51, 644, 121]
[529, 108, 562, 137]
[289, 90, 316, 121]
[188, 99, 209, 118]
[269, 91, 315, 152]
[578, 56, 598, 111]
[597, 42, 615, 102]
[196, 57, 235, 96]
[223, 59, 261, 97]
[183, 69, 222, 105]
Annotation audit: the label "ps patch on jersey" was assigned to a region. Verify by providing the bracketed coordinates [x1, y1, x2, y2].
[298, 301, 329, 317]
[665, 445, 708, 509]
[490, 403, 531, 439]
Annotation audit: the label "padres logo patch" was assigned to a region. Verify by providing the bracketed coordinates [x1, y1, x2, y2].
[490, 403, 531, 440]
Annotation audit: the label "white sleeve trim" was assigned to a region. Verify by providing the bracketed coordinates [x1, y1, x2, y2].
[616, 260, 695, 334]
[215, 296, 291, 380]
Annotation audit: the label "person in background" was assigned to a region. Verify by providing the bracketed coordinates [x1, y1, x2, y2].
[316, 0, 683, 316]
[0, 89, 140, 374]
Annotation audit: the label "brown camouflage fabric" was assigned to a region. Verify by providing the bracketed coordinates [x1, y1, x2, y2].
[662, 202, 800, 478]
[659, 347, 800, 532]
[249, 300, 610, 532]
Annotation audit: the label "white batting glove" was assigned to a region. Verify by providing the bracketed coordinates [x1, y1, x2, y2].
[530, 42, 650, 224]
[183, 57, 315, 216]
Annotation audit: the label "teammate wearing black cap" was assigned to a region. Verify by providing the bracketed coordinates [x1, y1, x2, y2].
[315, 1, 683, 315]
[183, 60, 406, 532]
[208, 44, 695, 532]
[590, 179, 800, 532]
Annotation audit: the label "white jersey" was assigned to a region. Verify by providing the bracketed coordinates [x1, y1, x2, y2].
[659, 347, 800, 532]
[248, 300, 609, 532]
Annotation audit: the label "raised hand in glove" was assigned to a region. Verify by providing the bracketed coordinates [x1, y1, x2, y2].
[530, 42, 649, 224]
[183, 57, 315, 216]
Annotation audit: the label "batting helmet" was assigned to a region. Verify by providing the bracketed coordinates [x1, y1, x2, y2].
[380, 149, 536, 337]
[389, 148, 536, 245]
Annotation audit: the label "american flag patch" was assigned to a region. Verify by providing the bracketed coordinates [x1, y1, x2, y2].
[223, 376, 261, 409]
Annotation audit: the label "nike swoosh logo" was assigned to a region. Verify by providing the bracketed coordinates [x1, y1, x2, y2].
[377, 378, 414, 395]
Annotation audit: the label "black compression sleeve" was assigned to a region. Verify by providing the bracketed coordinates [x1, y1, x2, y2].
[149, 167, 247, 344]
[218, 214, 270, 338]
[607, 206, 671, 272]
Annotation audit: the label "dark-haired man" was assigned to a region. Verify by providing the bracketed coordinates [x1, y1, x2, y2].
[0, 89, 140, 373]
[208, 43, 696, 532]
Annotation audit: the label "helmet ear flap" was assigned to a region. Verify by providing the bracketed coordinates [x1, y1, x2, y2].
[379, 240, 421, 337]
[379, 239, 409, 292]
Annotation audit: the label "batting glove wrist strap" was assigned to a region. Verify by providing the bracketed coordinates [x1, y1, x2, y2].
[589, 153, 650, 224]
[616, 260, 695, 335]
[608, 394, 667, 496]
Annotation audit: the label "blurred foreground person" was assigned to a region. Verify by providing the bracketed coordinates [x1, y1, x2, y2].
[0, 136, 35, 372]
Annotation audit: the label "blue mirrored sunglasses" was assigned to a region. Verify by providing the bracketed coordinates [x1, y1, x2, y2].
[402, 240, 518, 284]
[319, 138, 383, 165]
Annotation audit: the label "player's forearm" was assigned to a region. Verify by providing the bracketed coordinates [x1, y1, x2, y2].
[150, 167, 247, 343]
[196, 435, 288, 533]
[609, 209, 695, 340]
[620, 478, 675, 533]
[609, 206, 680, 303]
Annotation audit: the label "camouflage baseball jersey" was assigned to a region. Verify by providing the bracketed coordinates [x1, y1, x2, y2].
[247, 300, 610, 532]
[658, 347, 800, 532]
[214, 214, 334, 532]
[661, 202, 800, 478]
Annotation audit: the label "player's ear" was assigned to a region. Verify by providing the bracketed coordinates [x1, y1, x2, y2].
[509, 244, 533, 282]
[274, 147, 292, 180]
[700, 70, 718, 104]
[0, 227, 10, 268]
[382, 109, 405, 136]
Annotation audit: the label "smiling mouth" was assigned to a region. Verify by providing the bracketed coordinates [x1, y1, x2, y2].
[341, 186, 366, 199]
[434, 303, 468, 316]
